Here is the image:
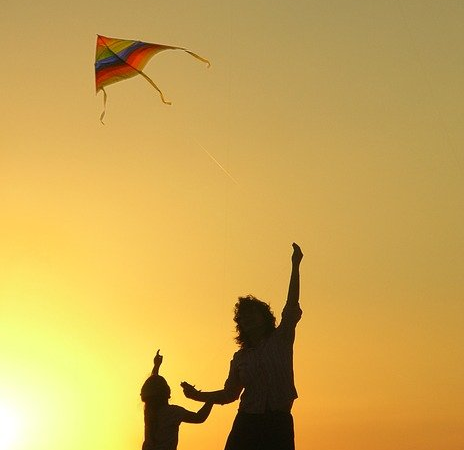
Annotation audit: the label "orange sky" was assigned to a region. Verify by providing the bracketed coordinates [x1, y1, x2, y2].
[1, 1, 463, 450]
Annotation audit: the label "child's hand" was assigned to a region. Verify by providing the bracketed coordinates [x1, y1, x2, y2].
[153, 349, 163, 372]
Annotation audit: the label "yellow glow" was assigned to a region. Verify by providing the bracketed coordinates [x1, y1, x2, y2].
[0, 382, 62, 450]
[0, 401, 22, 450]
[0, 383, 56, 450]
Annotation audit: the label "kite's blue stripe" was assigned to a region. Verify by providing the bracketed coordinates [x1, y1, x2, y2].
[116, 41, 147, 61]
[95, 41, 148, 71]
[95, 57, 123, 71]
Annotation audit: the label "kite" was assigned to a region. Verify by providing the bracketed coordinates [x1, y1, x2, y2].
[95, 35, 210, 122]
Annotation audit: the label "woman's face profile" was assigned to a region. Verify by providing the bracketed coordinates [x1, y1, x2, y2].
[237, 308, 265, 333]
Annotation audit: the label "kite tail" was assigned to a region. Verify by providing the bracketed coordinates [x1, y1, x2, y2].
[181, 49, 211, 68]
[99, 88, 108, 124]
[139, 71, 172, 105]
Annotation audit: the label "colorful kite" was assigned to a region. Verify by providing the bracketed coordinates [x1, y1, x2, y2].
[95, 35, 210, 122]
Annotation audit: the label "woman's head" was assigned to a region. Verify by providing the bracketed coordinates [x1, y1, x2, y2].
[141, 375, 171, 406]
[234, 295, 276, 348]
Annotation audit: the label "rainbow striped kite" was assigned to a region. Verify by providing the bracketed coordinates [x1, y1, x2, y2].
[95, 35, 210, 123]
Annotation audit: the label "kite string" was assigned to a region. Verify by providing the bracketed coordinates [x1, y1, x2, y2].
[191, 137, 239, 185]
[163, 101, 238, 382]
[193, 0, 236, 382]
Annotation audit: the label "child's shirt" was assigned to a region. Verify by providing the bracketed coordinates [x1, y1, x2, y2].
[142, 404, 188, 450]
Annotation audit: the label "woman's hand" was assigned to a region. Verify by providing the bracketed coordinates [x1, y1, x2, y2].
[292, 243, 303, 266]
[181, 381, 200, 400]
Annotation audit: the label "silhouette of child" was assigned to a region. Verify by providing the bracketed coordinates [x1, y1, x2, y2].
[141, 350, 213, 450]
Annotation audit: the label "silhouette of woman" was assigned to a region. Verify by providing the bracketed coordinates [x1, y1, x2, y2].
[181, 243, 303, 450]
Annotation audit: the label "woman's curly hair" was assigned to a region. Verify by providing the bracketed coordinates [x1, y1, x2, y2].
[233, 295, 276, 349]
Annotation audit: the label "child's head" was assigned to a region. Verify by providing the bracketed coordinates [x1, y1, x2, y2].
[141, 375, 171, 406]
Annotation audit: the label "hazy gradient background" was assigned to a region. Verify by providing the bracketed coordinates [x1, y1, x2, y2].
[1, 1, 463, 449]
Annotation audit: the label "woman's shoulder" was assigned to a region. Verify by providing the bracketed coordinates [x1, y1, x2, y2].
[231, 347, 249, 363]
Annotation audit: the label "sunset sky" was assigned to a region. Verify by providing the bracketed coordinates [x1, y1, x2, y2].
[1, 1, 463, 449]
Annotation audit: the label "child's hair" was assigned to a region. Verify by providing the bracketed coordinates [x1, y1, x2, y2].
[141, 374, 171, 444]
[141, 375, 171, 406]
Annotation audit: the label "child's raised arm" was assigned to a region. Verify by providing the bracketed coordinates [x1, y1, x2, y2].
[151, 349, 163, 375]
[181, 402, 213, 424]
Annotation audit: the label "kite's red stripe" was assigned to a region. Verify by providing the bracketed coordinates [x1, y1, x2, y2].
[97, 64, 135, 81]
[125, 45, 166, 69]
[96, 64, 138, 88]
